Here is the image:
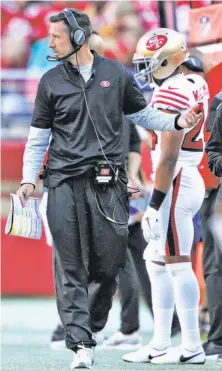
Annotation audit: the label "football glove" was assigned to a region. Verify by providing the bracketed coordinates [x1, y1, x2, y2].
[141, 206, 160, 242]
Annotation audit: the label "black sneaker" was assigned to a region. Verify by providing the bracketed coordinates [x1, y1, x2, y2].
[203, 341, 222, 360]
[50, 324, 66, 350]
[218, 354, 222, 362]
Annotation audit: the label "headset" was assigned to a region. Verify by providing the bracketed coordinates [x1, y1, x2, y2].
[47, 8, 86, 62]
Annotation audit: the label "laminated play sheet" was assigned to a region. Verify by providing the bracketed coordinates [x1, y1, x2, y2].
[5, 193, 42, 239]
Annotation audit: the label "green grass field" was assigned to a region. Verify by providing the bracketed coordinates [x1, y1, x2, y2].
[1, 298, 221, 371]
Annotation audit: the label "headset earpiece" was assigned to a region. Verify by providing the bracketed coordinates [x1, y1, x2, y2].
[63, 8, 86, 50]
[72, 28, 86, 46]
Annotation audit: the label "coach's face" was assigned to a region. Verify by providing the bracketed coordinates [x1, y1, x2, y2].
[48, 21, 73, 58]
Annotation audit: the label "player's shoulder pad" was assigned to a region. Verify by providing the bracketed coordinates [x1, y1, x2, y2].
[153, 74, 191, 111]
[184, 73, 206, 85]
[160, 74, 191, 94]
[185, 73, 209, 92]
[184, 73, 209, 102]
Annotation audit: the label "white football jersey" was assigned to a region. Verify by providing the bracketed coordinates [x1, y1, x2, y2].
[150, 73, 209, 176]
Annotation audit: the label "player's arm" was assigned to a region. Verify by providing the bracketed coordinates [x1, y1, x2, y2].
[122, 68, 201, 131]
[142, 110, 183, 242]
[149, 110, 183, 211]
[142, 80, 191, 242]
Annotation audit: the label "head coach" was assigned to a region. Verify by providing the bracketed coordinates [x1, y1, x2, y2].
[16, 9, 202, 369]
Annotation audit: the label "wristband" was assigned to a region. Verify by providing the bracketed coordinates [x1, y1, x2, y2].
[21, 182, 35, 189]
[149, 188, 166, 211]
[174, 114, 183, 130]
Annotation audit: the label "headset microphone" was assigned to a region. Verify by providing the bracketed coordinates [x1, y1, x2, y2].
[46, 55, 60, 62]
[46, 48, 80, 62]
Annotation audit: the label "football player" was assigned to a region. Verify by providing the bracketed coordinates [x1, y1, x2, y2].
[122, 28, 209, 365]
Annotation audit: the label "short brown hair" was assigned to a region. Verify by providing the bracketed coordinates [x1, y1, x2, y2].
[49, 9, 92, 42]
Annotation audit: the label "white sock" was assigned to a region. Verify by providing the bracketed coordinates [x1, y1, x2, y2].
[166, 262, 201, 352]
[146, 261, 175, 350]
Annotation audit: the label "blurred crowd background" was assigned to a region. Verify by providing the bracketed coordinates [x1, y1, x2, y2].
[2, 0, 220, 139]
[2, 0, 213, 70]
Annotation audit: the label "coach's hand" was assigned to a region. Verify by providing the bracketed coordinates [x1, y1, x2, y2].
[177, 103, 203, 129]
[16, 183, 35, 205]
[141, 206, 160, 243]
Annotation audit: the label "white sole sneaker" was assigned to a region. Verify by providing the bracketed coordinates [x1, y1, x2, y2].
[122, 344, 171, 363]
[151, 346, 206, 364]
[71, 347, 94, 369]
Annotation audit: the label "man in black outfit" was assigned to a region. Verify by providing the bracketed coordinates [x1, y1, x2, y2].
[49, 119, 146, 350]
[204, 98, 222, 361]
[181, 58, 222, 360]
[16, 9, 201, 369]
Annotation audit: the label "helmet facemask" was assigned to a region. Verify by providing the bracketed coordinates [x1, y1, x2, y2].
[133, 50, 163, 90]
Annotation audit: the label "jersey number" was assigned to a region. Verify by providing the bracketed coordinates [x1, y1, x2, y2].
[151, 104, 205, 151]
[181, 103, 204, 152]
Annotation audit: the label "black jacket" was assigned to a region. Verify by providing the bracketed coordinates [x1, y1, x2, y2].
[31, 52, 146, 186]
[206, 91, 222, 132]
[206, 102, 222, 177]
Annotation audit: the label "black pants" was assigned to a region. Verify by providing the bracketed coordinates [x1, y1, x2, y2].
[47, 174, 128, 351]
[200, 186, 222, 345]
[118, 223, 180, 334]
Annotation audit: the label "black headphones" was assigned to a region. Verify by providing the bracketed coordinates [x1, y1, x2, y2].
[47, 8, 87, 61]
[63, 8, 86, 50]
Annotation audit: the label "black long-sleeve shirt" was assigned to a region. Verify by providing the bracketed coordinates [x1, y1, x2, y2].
[206, 102, 222, 177]
[206, 91, 222, 132]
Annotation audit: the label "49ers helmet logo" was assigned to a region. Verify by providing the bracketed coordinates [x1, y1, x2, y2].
[146, 35, 168, 51]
